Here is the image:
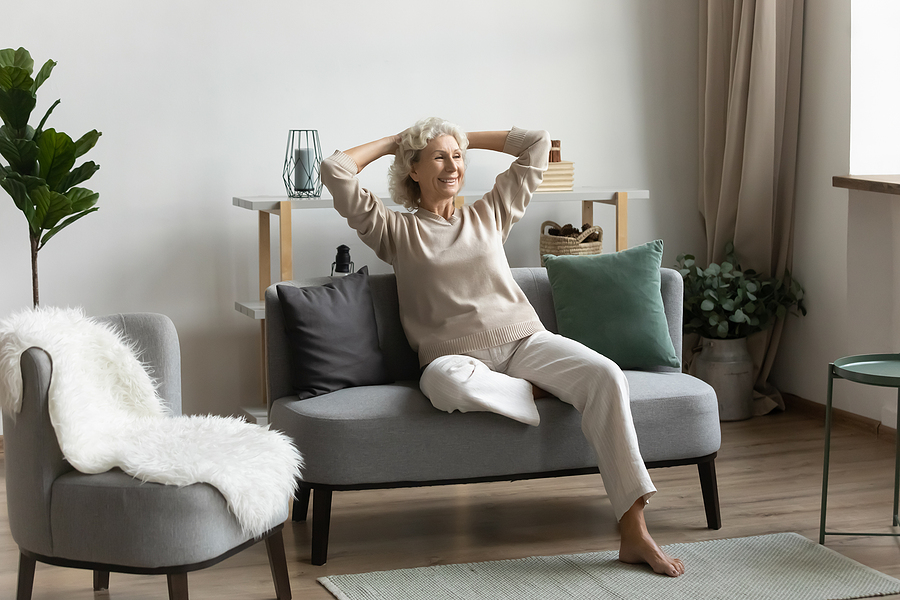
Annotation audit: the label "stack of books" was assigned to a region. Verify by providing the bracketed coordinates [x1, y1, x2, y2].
[537, 160, 574, 192]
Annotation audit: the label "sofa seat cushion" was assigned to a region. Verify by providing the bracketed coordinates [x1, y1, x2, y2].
[49, 468, 286, 568]
[270, 373, 719, 487]
[626, 371, 720, 462]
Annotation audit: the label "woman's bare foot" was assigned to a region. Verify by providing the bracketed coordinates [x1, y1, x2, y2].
[618, 499, 685, 577]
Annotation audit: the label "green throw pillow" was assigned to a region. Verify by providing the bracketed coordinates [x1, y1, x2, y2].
[544, 240, 680, 370]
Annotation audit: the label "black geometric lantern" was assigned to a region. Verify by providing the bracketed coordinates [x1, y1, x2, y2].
[283, 130, 323, 198]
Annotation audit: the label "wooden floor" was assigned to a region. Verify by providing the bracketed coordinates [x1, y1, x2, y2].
[1, 407, 899, 599]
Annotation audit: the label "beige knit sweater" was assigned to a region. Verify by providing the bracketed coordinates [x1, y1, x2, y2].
[321, 127, 551, 366]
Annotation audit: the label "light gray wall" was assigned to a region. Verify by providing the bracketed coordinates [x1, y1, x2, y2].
[1, 1, 704, 419]
[772, 0, 899, 426]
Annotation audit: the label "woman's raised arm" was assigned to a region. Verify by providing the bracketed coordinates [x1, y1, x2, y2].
[466, 131, 510, 153]
[344, 130, 509, 173]
[342, 134, 402, 173]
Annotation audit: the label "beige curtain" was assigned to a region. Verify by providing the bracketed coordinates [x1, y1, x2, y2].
[698, 0, 804, 414]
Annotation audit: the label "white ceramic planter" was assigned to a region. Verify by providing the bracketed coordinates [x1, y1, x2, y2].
[694, 337, 754, 421]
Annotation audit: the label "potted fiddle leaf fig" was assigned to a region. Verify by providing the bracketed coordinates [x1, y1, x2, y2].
[0, 47, 102, 307]
[675, 242, 806, 421]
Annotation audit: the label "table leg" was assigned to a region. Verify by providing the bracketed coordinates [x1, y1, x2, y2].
[819, 364, 836, 544]
[894, 389, 900, 527]
[278, 200, 293, 281]
[258, 212, 271, 407]
[581, 201, 593, 231]
[582, 194, 629, 252]
[259, 321, 267, 409]
[615, 191, 628, 251]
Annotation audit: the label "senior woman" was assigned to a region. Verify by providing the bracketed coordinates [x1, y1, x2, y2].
[320, 118, 684, 577]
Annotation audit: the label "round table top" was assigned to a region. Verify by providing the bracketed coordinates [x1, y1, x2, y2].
[833, 353, 900, 387]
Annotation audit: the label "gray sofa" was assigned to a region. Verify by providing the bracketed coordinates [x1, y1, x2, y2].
[266, 267, 721, 566]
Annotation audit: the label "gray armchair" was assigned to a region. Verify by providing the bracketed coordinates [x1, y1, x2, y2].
[3, 313, 291, 600]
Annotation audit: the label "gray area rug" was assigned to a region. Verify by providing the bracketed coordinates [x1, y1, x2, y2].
[318, 533, 900, 600]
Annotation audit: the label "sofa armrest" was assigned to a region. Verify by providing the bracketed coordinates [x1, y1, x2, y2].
[659, 267, 684, 372]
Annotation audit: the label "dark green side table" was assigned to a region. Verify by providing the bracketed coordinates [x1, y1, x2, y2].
[820, 353, 900, 544]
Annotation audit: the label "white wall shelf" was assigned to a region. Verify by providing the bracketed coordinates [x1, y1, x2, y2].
[235, 300, 265, 320]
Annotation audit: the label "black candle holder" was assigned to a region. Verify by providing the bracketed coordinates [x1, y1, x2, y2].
[283, 130, 323, 198]
[331, 245, 355, 276]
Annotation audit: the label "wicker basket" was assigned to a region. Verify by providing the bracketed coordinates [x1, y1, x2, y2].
[539, 221, 603, 266]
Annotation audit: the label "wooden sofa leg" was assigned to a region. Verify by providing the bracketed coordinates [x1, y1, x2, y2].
[311, 489, 333, 566]
[266, 529, 292, 600]
[167, 572, 189, 600]
[93, 569, 110, 590]
[293, 487, 310, 522]
[698, 459, 722, 529]
[17, 552, 36, 600]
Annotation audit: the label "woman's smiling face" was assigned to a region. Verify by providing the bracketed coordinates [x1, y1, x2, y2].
[410, 135, 465, 204]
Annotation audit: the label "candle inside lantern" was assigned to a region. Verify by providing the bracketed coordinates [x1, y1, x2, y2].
[294, 148, 314, 191]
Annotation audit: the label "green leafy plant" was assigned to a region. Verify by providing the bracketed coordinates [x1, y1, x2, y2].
[0, 47, 101, 307]
[675, 242, 806, 339]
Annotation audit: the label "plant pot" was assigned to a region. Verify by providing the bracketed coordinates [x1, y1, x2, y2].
[694, 337, 754, 421]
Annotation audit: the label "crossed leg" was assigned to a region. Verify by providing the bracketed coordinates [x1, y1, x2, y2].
[420, 331, 684, 576]
[507, 332, 684, 577]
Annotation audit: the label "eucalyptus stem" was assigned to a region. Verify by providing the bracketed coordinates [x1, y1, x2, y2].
[30, 233, 39, 307]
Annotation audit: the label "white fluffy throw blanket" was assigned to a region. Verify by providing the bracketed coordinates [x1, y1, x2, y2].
[0, 307, 302, 538]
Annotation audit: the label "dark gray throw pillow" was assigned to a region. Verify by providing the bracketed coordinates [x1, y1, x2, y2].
[277, 266, 392, 399]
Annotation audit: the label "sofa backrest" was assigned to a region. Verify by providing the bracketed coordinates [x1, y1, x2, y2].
[265, 267, 684, 408]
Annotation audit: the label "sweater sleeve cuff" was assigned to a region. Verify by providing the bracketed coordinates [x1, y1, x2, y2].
[327, 150, 360, 175]
[502, 127, 530, 156]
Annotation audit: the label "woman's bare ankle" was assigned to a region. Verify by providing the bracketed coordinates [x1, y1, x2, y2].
[617, 500, 685, 577]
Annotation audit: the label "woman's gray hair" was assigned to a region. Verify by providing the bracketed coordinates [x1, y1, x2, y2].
[388, 117, 469, 210]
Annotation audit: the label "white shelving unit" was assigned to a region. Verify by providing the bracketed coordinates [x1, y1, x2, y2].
[234, 187, 647, 317]
[234, 187, 649, 406]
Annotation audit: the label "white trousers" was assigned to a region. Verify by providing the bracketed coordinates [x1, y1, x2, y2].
[420, 330, 655, 521]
